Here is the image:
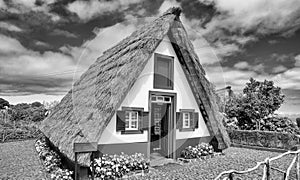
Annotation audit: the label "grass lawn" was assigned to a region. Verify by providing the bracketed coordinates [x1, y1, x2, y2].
[0, 140, 48, 180]
[130, 147, 297, 180]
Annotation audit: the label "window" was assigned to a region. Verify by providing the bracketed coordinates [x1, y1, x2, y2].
[125, 111, 139, 130]
[176, 109, 199, 131]
[182, 112, 191, 128]
[154, 53, 174, 90]
[116, 107, 149, 134]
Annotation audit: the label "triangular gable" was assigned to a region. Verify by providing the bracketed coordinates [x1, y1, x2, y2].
[40, 7, 229, 166]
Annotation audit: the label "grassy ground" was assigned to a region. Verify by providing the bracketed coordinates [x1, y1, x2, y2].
[130, 147, 296, 180]
[0, 140, 297, 180]
[0, 140, 48, 180]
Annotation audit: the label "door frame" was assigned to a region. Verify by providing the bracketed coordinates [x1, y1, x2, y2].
[148, 91, 177, 159]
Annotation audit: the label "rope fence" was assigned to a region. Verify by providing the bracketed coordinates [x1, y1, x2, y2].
[214, 149, 300, 180]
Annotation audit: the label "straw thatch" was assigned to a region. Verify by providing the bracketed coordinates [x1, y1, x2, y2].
[40, 7, 230, 166]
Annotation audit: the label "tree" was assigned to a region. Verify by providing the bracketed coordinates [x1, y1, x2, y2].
[31, 101, 42, 108]
[0, 98, 9, 109]
[225, 78, 285, 130]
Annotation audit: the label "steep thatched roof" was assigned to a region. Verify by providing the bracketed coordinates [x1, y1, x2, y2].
[40, 7, 230, 166]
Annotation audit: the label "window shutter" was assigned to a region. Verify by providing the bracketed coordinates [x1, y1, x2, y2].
[194, 112, 199, 129]
[116, 110, 125, 131]
[176, 112, 183, 129]
[190, 112, 194, 130]
[141, 111, 149, 130]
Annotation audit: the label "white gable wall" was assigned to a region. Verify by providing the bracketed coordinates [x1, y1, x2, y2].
[99, 36, 210, 144]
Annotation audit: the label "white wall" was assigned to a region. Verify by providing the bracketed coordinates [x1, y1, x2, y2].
[99, 36, 210, 144]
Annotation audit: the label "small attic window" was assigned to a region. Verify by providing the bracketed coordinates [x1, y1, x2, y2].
[154, 53, 174, 90]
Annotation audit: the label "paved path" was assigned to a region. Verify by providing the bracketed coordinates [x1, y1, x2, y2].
[0, 140, 48, 180]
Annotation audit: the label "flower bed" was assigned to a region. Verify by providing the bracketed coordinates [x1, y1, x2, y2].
[91, 152, 149, 179]
[35, 137, 73, 180]
[180, 143, 214, 159]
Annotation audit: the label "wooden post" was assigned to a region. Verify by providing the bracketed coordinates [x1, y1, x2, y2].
[266, 159, 270, 180]
[91, 152, 95, 180]
[228, 173, 234, 180]
[297, 154, 300, 180]
[75, 152, 78, 180]
[73, 142, 97, 180]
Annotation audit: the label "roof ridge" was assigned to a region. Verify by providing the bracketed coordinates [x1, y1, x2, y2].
[163, 7, 182, 17]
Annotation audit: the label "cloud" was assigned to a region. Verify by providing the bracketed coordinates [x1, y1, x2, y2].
[34, 40, 51, 48]
[272, 65, 288, 73]
[67, 0, 144, 22]
[0, 34, 81, 96]
[0, 16, 139, 97]
[0, 22, 23, 32]
[0, 34, 27, 54]
[190, 0, 300, 56]
[234, 61, 249, 69]
[295, 54, 300, 66]
[50, 29, 77, 38]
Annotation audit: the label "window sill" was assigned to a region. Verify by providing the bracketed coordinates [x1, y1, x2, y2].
[179, 128, 195, 132]
[121, 130, 143, 134]
[153, 86, 174, 90]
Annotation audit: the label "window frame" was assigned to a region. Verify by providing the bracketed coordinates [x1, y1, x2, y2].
[153, 53, 174, 90]
[120, 107, 144, 134]
[125, 111, 139, 130]
[179, 109, 195, 132]
[182, 112, 191, 128]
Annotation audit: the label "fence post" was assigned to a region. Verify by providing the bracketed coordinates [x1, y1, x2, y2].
[297, 153, 300, 180]
[266, 159, 270, 180]
[228, 173, 234, 180]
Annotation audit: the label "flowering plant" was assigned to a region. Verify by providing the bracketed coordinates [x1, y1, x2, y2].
[181, 143, 214, 159]
[35, 137, 73, 180]
[91, 152, 149, 179]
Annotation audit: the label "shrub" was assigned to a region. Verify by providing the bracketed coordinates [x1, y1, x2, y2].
[259, 115, 300, 134]
[35, 137, 73, 180]
[181, 143, 214, 159]
[296, 118, 300, 128]
[91, 153, 149, 179]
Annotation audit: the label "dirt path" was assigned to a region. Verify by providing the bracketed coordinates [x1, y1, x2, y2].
[0, 140, 48, 180]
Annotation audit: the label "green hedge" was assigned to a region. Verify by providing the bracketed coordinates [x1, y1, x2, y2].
[0, 128, 42, 142]
[227, 129, 300, 150]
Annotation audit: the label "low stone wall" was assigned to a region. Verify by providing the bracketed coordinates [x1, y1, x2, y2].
[227, 129, 300, 150]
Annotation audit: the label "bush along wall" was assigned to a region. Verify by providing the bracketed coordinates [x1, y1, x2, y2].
[228, 129, 300, 150]
[1, 127, 42, 143]
[91, 153, 149, 179]
[35, 136, 73, 180]
[180, 143, 215, 160]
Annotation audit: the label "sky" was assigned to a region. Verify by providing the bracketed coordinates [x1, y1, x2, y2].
[0, 0, 300, 114]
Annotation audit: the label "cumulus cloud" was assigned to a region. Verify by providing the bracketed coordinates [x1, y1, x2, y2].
[0, 22, 23, 32]
[234, 61, 249, 69]
[50, 29, 77, 38]
[272, 65, 288, 73]
[67, 0, 144, 22]
[192, 0, 300, 56]
[0, 34, 81, 96]
[295, 54, 300, 67]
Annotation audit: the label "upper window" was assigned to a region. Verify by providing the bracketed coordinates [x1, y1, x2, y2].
[154, 53, 174, 90]
[125, 111, 139, 130]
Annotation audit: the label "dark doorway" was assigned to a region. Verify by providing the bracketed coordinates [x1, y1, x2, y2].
[150, 94, 173, 158]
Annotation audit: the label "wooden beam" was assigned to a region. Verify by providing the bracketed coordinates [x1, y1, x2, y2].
[73, 142, 98, 153]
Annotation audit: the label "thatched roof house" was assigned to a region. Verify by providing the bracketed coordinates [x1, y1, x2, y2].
[40, 7, 230, 167]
